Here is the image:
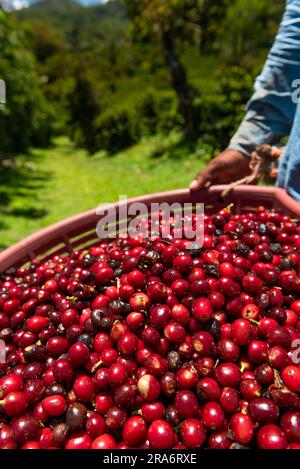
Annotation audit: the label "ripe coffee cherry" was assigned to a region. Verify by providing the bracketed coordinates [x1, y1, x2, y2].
[281, 411, 300, 442]
[91, 434, 116, 449]
[0, 374, 23, 398]
[231, 318, 252, 345]
[95, 393, 114, 415]
[248, 340, 268, 364]
[219, 262, 235, 278]
[118, 333, 138, 356]
[26, 316, 49, 333]
[141, 327, 160, 346]
[105, 406, 127, 432]
[12, 414, 40, 444]
[291, 300, 300, 316]
[176, 367, 198, 389]
[108, 363, 127, 386]
[129, 293, 150, 311]
[122, 416, 147, 447]
[127, 270, 146, 289]
[230, 413, 254, 445]
[249, 398, 279, 424]
[94, 266, 114, 285]
[114, 384, 137, 409]
[149, 305, 171, 329]
[254, 364, 274, 386]
[141, 402, 165, 422]
[1, 392, 28, 416]
[217, 339, 240, 362]
[173, 254, 193, 273]
[39, 427, 54, 449]
[219, 387, 239, 414]
[67, 342, 90, 367]
[171, 279, 190, 298]
[164, 322, 186, 344]
[46, 337, 70, 357]
[86, 413, 106, 439]
[215, 363, 241, 387]
[73, 376, 95, 402]
[99, 349, 117, 367]
[258, 318, 278, 337]
[196, 378, 220, 402]
[192, 298, 213, 322]
[191, 279, 210, 297]
[268, 345, 287, 369]
[208, 431, 231, 449]
[192, 331, 214, 356]
[53, 358, 74, 383]
[201, 402, 224, 430]
[147, 282, 168, 303]
[267, 326, 291, 348]
[208, 291, 225, 309]
[281, 366, 300, 393]
[179, 418, 206, 448]
[257, 424, 287, 449]
[147, 420, 174, 449]
[171, 304, 190, 325]
[280, 271, 298, 292]
[218, 277, 239, 297]
[242, 274, 262, 295]
[126, 312, 144, 331]
[239, 379, 261, 400]
[175, 390, 199, 418]
[42, 395, 66, 417]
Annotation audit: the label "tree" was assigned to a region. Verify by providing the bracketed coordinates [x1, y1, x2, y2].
[124, 0, 201, 138]
[194, 0, 228, 53]
[68, 62, 100, 153]
[25, 20, 66, 64]
[0, 10, 53, 153]
[222, 0, 285, 63]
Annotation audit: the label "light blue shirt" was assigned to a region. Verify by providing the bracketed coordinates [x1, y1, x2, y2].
[228, 0, 300, 201]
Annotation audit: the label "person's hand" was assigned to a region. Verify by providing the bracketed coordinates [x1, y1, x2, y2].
[189, 150, 251, 191]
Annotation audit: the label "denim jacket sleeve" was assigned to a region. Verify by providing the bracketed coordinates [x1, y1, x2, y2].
[228, 0, 300, 156]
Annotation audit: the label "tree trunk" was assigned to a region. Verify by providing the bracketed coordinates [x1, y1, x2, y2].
[161, 28, 199, 138]
[199, 0, 212, 53]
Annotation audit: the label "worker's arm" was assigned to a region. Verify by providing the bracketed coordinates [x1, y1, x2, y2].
[191, 0, 300, 191]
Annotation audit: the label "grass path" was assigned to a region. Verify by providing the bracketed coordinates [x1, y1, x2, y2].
[0, 134, 209, 249]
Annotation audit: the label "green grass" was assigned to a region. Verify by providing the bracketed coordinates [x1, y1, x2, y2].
[0, 134, 211, 250]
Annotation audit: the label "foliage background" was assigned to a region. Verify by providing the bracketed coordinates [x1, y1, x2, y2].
[0, 0, 286, 248]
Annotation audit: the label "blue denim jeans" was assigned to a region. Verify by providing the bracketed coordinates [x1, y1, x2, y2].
[228, 0, 300, 200]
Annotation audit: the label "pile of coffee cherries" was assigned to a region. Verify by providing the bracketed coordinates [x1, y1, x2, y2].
[1, 205, 300, 449]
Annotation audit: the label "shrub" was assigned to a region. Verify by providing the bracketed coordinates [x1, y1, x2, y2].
[92, 91, 181, 154]
[198, 66, 255, 150]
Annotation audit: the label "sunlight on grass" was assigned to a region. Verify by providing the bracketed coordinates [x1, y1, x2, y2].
[0, 134, 210, 249]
